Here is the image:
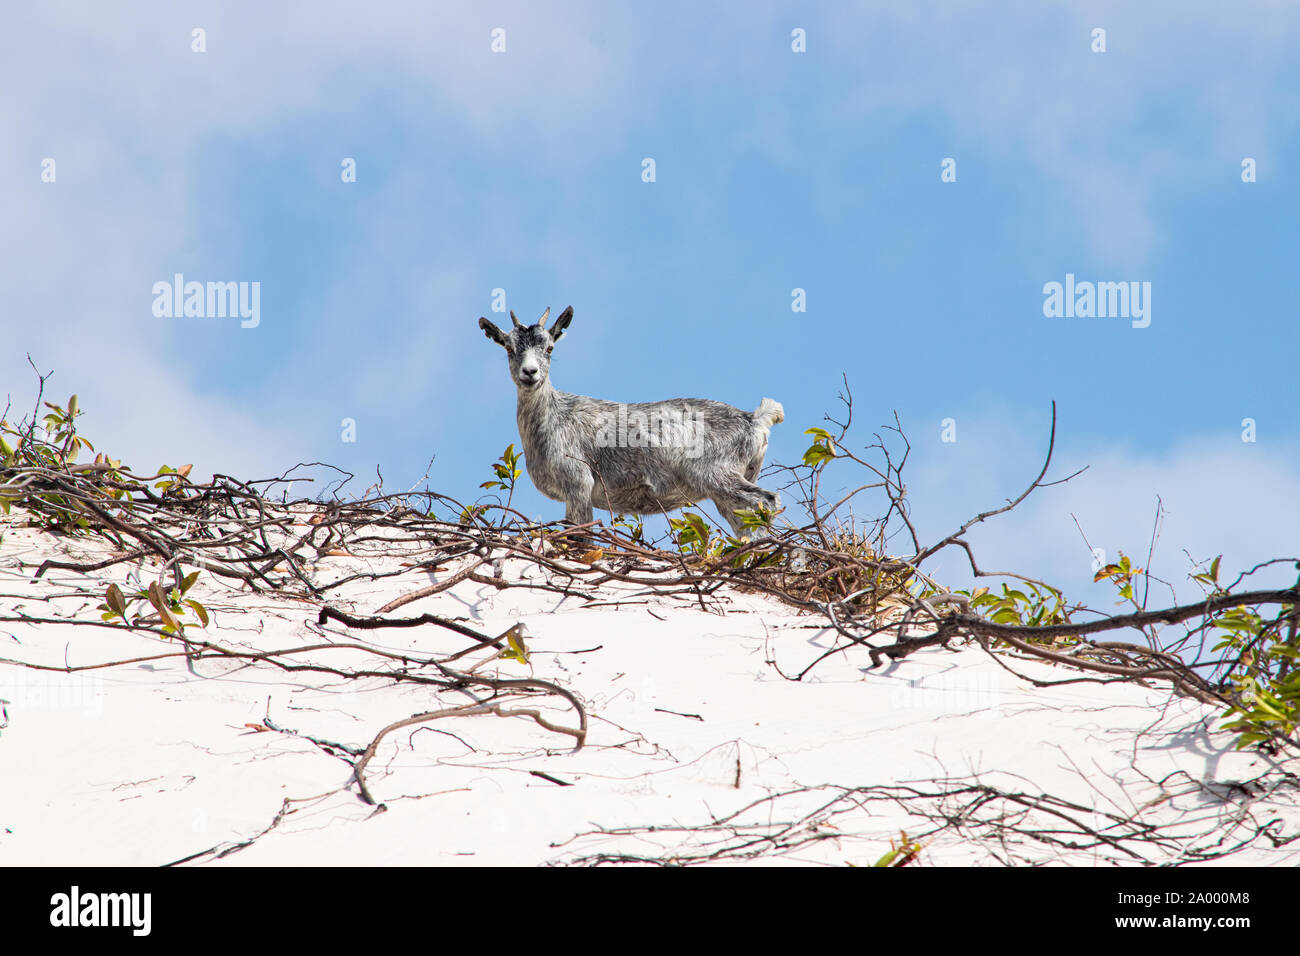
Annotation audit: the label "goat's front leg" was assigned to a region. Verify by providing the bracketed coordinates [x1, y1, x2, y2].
[564, 500, 594, 527]
[560, 503, 595, 550]
[560, 467, 596, 544]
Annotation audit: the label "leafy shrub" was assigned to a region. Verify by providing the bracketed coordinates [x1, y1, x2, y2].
[97, 569, 211, 638]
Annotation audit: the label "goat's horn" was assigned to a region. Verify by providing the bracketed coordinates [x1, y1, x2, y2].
[510, 310, 522, 328]
[537, 307, 551, 329]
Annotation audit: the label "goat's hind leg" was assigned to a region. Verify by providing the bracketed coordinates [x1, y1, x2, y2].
[711, 476, 781, 539]
[713, 499, 752, 538]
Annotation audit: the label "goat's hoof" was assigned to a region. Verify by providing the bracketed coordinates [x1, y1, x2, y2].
[555, 528, 595, 551]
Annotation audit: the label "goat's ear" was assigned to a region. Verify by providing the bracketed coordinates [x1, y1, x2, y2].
[549, 306, 574, 342]
[478, 316, 509, 347]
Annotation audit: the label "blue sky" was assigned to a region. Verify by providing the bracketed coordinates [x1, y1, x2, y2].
[3, 1, 1298, 603]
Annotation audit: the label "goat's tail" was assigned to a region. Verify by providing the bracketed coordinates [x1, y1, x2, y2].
[753, 397, 785, 429]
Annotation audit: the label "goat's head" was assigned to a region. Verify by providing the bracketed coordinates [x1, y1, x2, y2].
[478, 306, 573, 391]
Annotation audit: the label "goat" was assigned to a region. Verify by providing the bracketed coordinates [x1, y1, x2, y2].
[478, 306, 784, 537]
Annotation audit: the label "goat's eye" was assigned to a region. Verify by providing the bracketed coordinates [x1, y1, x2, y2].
[546, 346, 553, 354]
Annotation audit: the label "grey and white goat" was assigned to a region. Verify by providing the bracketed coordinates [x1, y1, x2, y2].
[478, 306, 784, 537]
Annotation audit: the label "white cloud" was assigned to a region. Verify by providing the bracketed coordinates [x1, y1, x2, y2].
[0, 1, 646, 479]
[810, 1, 1300, 266]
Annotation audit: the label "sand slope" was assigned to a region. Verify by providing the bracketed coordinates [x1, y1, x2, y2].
[1, 510, 1296, 867]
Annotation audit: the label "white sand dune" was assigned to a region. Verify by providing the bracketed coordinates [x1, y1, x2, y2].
[1, 509, 1296, 867]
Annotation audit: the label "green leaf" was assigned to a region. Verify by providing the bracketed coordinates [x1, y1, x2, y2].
[872, 847, 902, 867]
[803, 445, 835, 467]
[145, 582, 167, 615]
[105, 583, 128, 618]
[147, 581, 183, 633]
[184, 599, 209, 627]
[499, 625, 529, 664]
